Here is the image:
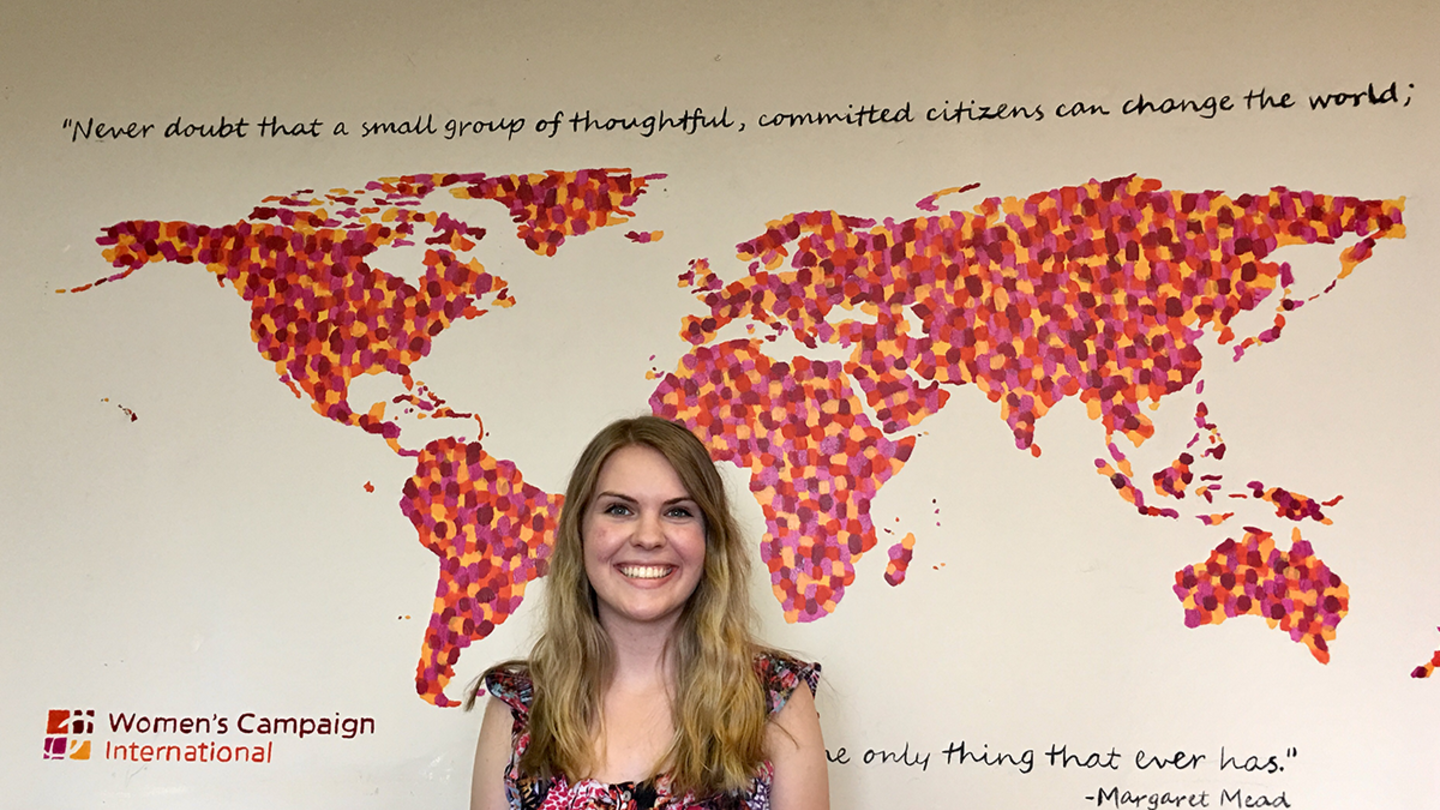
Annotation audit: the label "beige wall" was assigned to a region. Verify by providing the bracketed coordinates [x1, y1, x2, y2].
[2, 1, 1437, 806]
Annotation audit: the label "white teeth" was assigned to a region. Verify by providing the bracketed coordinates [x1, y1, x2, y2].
[619, 565, 672, 579]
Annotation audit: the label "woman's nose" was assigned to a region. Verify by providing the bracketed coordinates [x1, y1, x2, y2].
[632, 511, 666, 548]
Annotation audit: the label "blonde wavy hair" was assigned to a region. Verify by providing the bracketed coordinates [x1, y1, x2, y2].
[472, 416, 771, 798]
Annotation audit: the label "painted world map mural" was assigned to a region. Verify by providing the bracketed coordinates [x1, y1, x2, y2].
[66, 169, 1429, 707]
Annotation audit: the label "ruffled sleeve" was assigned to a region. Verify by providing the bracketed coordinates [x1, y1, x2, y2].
[483, 666, 534, 722]
[755, 653, 821, 717]
[482, 667, 548, 809]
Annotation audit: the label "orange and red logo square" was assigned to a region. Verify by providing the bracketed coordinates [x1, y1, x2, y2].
[43, 709, 94, 761]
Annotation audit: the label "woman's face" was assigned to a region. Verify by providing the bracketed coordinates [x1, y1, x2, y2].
[582, 444, 707, 635]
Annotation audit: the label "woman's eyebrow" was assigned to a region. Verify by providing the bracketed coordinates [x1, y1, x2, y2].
[594, 492, 696, 507]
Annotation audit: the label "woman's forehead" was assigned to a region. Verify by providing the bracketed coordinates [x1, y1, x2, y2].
[594, 444, 694, 499]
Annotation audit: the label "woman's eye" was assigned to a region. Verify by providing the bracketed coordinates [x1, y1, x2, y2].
[602, 503, 632, 516]
[666, 506, 694, 518]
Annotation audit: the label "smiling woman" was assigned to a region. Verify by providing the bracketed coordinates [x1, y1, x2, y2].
[583, 444, 708, 635]
[466, 416, 829, 810]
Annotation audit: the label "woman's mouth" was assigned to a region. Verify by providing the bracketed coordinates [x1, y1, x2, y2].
[618, 564, 675, 580]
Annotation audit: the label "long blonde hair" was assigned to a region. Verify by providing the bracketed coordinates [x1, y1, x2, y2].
[476, 416, 769, 798]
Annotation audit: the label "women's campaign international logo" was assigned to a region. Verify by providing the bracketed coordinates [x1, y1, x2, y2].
[40, 706, 375, 764]
[44, 709, 95, 760]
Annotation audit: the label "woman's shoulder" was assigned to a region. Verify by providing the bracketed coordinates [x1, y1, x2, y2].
[753, 650, 821, 716]
[480, 661, 533, 716]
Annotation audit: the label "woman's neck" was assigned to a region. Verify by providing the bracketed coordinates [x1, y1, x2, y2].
[589, 616, 680, 783]
[599, 611, 680, 684]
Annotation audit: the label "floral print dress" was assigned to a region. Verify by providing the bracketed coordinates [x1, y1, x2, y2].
[483, 654, 820, 810]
